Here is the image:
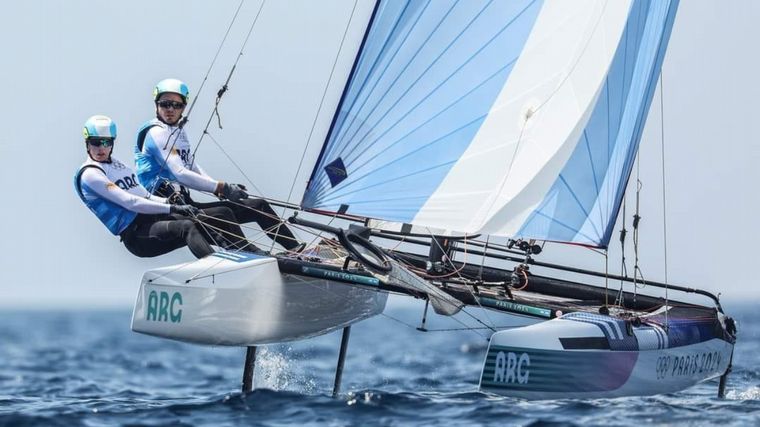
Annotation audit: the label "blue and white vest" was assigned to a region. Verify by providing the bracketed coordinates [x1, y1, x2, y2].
[134, 118, 193, 194]
[74, 157, 140, 235]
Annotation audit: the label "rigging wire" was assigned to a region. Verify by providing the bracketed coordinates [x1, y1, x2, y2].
[273, 0, 362, 253]
[604, 249, 609, 308]
[144, 0, 247, 198]
[379, 310, 520, 334]
[190, 0, 268, 169]
[202, 131, 265, 198]
[382, 230, 498, 335]
[620, 199, 628, 278]
[185, 0, 246, 125]
[633, 156, 644, 304]
[182, 0, 360, 254]
[283, 0, 361, 207]
[380, 311, 491, 339]
[659, 73, 670, 329]
[615, 198, 628, 306]
[423, 231, 498, 332]
[478, 235, 491, 280]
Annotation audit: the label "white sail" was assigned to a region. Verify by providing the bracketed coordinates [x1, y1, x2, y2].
[412, 0, 631, 236]
[303, 0, 679, 248]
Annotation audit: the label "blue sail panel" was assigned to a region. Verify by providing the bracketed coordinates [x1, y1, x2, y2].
[302, 0, 544, 222]
[517, 0, 679, 248]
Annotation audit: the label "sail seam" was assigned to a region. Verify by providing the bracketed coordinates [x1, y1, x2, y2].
[337, 1, 494, 164]
[311, 60, 518, 202]
[482, 0, 612, 231]
[333, 0, 443, 161]
[326, 1, 420, 162]
[311, 0, 538, 201]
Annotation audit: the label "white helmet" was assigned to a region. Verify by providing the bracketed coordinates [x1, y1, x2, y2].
[153, 78, 190, 103]
[83, 115, 117, 140]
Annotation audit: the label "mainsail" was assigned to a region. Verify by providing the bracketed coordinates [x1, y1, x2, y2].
[302, 0, 679, 248]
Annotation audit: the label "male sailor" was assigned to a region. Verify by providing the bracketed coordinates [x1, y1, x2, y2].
[75, 115, 253, 259]
[133, 78, 302, 253]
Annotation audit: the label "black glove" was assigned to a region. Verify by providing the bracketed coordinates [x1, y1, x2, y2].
[167, 191, 187, 204]
[220, 183, 249, 202]
[170, 204, 200, 217]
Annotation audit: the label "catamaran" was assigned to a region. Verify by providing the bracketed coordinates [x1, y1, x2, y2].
[131, 0, 736, 399]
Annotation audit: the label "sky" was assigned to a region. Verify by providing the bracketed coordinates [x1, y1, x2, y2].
[0, 0, 758, 309]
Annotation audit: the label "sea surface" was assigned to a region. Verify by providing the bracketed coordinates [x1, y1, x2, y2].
[1, 300, 757, 427]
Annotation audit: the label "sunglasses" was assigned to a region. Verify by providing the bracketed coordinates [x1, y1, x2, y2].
[87, 138, 114, 148]
[157, 100, 186, 110]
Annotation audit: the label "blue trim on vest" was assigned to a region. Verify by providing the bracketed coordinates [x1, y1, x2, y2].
[74, 165, 137, 235]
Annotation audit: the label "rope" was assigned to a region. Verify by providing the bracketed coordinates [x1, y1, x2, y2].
[190, 197, 306, 251]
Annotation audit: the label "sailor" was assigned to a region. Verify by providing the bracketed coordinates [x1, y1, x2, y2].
[134, 78, 302, 252]
[76, 115, 254, 259]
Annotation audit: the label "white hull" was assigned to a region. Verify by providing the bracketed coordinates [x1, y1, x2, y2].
[480, 314, 733, 399]
[131, 251, 387, 346]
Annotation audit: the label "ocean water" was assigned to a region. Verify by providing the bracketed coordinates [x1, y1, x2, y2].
[1, 300, 757, 427]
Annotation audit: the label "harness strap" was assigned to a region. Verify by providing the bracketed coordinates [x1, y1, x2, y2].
[136, 123, 159, 152]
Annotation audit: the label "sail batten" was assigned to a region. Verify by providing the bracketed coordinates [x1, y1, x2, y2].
[303, 0, 679, 246]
